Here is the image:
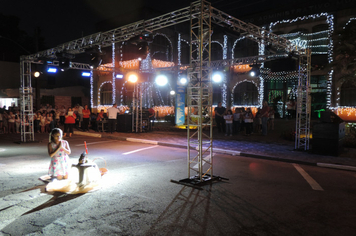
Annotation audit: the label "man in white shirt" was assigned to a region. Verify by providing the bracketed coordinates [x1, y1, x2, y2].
[107, 103, 120, 133]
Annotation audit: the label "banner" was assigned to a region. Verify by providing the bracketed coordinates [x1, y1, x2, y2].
[175, 85, 185, 126]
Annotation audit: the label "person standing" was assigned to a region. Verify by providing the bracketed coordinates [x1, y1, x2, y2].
[224, 110, 233, 136]
[7, 111, 15, 134]
[60, 106, 66, 125]
[214, 102, 226, 133]
[260, 101, 270, 136]
[244, 108, 254, 136]
[107, 103, 119, 133]
[63, 107, 76, 137]
[82, 105, 91, 131]
[77, 104, 84, 128]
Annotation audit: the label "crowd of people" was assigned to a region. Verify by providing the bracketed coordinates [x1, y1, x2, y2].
[215, 101, 275, 137]
[0, 103, 102, 137]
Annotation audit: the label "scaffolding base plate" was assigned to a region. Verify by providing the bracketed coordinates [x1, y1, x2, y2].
[171, 174, 228, 190]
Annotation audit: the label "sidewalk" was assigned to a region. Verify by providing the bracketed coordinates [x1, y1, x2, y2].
[74, 119, 356, 172]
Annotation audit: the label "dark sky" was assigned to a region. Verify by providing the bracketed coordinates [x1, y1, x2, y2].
[1, 0, 305, 49]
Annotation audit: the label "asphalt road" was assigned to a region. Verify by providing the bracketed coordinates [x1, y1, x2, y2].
[1, 134, 356, 236]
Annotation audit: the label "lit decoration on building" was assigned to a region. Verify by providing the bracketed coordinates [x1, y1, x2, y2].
[98, 81, 112, 106]
[343, 17, 356, 29]
[178, 33, 181, 65]
[269, 12, 334, 108]
[141, 53, 152, 72]
[232, 36, 246, 59]
[223, 35, 228, 60]
[330, 107, 356, 121]
[119, 59, 140, 69]
[90, 69, 94, 108]
[112, 39, 116, 103]
[152, 59, 175, 68]
[231, 79, 260, 106]
[154, 33, 173, 62]
[233, 64, 252, 73]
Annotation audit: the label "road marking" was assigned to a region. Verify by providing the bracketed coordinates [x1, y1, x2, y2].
[293, 164, 324, 191]
[122, 146, 158, 155]
[75, 141, 116, 146]
[126, 138, 158, 145]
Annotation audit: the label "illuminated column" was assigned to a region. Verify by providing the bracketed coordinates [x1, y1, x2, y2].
[258, 28, 265, 108]
[90, 68, 93, 108]
[112, 35, 116, 104]
[178, 33, 181, 65]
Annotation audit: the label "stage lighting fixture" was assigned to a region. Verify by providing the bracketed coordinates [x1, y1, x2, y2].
[179, 77, 187, 85]
[170, 90, 176, 95]
[249, 64, 261, 77]
[128, 74, 138, 83]
[82, 72, 91, 77]
[155, 75, 168, 86]
[47, 67, 57, 73]
[116, 74, 124, 79]
[212, 72, 223, 83]
[34, 71, 41, 78]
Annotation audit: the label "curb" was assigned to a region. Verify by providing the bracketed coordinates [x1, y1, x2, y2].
[74, 131, 356, 172]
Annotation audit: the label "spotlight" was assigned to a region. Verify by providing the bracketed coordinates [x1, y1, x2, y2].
[179, 77, 187, 85]
[116, 74, 124, 79]
[82, 72, 91, 77]
[155, 75, 168, 86]
[34, 71, 41, 78]
[128, 74, 138, 83]
[47, 67, 57, 73]
[170, 90, 176, 95]
[212, 72, 223, 83]
[249, 64, 261, 77]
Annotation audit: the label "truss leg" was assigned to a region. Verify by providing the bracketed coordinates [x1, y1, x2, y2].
[171, 0, 227, 188]
[295, 49, 311, 150]
[20, 58, 35, 142]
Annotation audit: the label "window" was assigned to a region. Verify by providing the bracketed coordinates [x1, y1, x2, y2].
[100, 83, 113, 105]
[233, 82, 259, 105]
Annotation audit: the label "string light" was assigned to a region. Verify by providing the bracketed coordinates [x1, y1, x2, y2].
[269, 12, 334, 108]
[154, 33, 173, 62]
[112, 38, 116, 104]
[178, 33, 181, 65]
[98, 81, 113, 106]
[89, 69, 94, 108]
[223, 35, 228, 60]
[152, 59, 175, 68]
[232, 36, 246, 59]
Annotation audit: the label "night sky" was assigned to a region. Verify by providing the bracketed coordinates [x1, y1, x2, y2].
[1, 0, 310, 49]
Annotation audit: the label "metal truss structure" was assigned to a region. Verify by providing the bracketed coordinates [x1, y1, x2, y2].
[20, 0, 310, 185]
[295, 49, 312, 150]
[19, 60, 35, 142]
[185, 1, 214, 184]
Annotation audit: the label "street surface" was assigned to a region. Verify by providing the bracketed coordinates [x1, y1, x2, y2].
[1, 134, 356, 235]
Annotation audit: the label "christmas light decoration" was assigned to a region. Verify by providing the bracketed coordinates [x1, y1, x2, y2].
[269, 12, 334, 108]
[178, 33, 181, 65]
[223, 35, 228, 60]
[232, 36, 246, 59]
[154, 33, 173, 61]
[152, 59, 175, 68]
[112, 39, 116, 103]
[98, 81, 113, 106]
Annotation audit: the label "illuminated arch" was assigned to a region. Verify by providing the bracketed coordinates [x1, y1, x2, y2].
[98, 81, 113, 106]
